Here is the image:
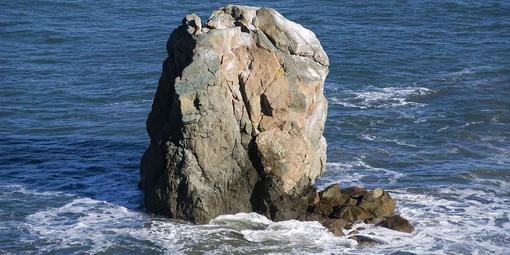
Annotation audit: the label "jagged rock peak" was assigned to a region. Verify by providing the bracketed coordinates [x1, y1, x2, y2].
[203, 5, 329, 66]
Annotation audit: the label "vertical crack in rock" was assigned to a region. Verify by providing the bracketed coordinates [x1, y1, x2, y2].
[141, 5, 329, 224]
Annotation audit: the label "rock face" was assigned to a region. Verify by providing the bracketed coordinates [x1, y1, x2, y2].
[140, 5, 328, 224]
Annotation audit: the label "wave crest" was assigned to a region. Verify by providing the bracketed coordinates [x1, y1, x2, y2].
[330, 86, 434, 109]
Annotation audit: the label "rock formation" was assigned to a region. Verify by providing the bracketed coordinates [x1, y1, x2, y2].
[306, 184, 406, 236]
[140, 5, 328, 224]
[140, 5, 413, 236]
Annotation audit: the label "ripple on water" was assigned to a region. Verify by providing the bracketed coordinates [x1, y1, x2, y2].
[329, 86, 435, 109]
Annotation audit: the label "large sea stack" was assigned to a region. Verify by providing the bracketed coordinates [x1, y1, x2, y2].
[140, 5, 413, 235]
[141, 5, 328, 223]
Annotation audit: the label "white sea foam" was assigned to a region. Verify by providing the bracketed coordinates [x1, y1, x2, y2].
[210, 212, 272, 230]
[330, 86, 433, 109]
[384, 188, 510, 254]
[359, 133, 376, 141]
[24, 198, 356, 254]
[211, 213, 356, 250]
[17, 181, 510, 254]
[319, 161, 367, 188]
[26, 198, 143, 253]
[9, 166, 508, 254]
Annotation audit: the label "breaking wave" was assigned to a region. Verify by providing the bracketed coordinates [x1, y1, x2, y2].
[330, 86, 434, 109]
[16, 182, 509, 254]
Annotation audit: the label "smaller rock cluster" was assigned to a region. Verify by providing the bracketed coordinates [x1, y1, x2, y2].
[302, 183, 414, 237]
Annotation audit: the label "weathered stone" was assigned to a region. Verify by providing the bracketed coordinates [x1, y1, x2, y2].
[358, 190, 396, 218]
[320, 218, 347, 236]
[349, 235, 386, 245]
[320, 184, 351, 206]
[140, 5, 329, 223]
[331, 205, 374, 223]
[319, 183, 342, 200]
[299, 212, 323, 222]
[311, 191, 320, 205]
[312, 183, 352, 217]
[341, 186, 367, 199]
[370, 188, 384, 199]
[377, 215, 414, 233]
[183, 14, 202, 35]
[254, 178, 319, 221]
[364, 217, 384, 225]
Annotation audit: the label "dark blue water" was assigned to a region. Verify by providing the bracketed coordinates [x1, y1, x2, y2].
[1, 1, 509, 254]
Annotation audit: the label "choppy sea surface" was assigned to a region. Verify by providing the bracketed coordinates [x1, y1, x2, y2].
[1, 1, 509, 254]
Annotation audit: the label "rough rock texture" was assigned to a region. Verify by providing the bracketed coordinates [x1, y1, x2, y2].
[321, 218, 347, 236]
[306, 183, 414, 235]
[377, 215, 415, 233]
[140, 5, 329, 224]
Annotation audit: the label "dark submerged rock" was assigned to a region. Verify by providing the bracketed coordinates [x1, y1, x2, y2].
[321, 218, 347, 236]
[377, 215, 415, 233]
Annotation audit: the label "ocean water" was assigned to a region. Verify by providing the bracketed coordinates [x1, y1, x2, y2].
[1, 0, 509, 254]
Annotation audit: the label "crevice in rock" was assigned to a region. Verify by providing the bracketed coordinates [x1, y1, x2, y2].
[247, 136, 267, 214]
[237, 72, 253, 122]
[193, 96, 200, 111]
